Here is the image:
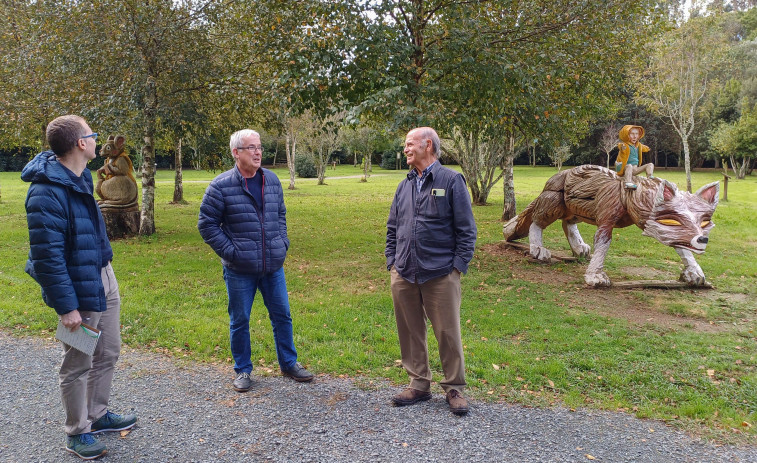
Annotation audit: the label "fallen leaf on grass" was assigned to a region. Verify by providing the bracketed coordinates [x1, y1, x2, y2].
[492, 364, 500, 370]
[742, 421, 752, 428]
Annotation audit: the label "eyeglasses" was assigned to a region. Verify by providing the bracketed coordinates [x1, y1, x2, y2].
[237, 145, 263, 152]
[81, 133, 98, 141]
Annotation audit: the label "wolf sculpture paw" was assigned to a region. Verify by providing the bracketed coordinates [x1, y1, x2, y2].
[573, 243, 591, 259]
[585, 271, 611, 287]
[680, 266, 707, 286]
[529, 244, 552, 262]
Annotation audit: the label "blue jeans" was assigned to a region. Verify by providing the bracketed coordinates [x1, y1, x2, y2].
[223, 266, 298, 373]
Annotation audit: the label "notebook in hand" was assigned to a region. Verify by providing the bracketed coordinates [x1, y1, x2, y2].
[55, 320, 101, 356]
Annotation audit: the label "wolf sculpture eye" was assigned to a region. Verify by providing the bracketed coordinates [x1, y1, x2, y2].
[657, 219, 681, 226]
[701, 221, 711, 227]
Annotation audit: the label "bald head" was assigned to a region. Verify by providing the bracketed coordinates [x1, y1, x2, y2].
[408, 127, 441, 159]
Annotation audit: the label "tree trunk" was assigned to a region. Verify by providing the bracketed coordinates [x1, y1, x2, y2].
[41, 123, 48, 150]
[139, 79, 157, 235]
[682, 136, 692, 193]
[363, 153, 371, 181]
[285, 124, 296, 190]
[317, 145, 326, 185]
[172, 137, 185, 203]
[469, 181, 484, 205]
[501, 152, 516, 221]
[731, 155, 748, 179]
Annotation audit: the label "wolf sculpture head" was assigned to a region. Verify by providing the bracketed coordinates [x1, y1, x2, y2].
[641, 180, 719, 254]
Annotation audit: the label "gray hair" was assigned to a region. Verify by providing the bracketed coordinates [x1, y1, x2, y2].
[229, 129, 260, 155]
[412, 127, 441, 158]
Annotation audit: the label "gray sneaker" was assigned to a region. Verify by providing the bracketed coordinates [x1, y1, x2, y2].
[66, 433, 107, 460]
[233, 372, 253, 392]
[90, 410, 137, 434]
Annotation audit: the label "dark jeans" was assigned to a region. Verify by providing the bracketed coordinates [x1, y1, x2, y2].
[223, 266, 298, 373]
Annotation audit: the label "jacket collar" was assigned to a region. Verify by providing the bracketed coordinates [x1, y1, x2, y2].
[21, 151, 93, 194]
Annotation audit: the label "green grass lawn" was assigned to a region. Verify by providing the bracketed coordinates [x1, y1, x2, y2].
[1, 164, 755, 443]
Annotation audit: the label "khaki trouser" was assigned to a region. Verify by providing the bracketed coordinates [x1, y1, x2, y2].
[390, 268, 466, 393]
[59, 262, 121, 436]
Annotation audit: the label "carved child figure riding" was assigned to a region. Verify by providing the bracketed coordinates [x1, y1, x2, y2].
[612, 125, 655, 190]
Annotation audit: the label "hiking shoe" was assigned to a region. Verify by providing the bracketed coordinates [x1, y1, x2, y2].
[392, 388, 432, 406]
[90, 410, 137, 434]
[233, 372, 253, 392]
[446, 389, 469, 416]
[66, 433, 107, 460]
[624, 182, 638, 190]
[281, 362, 314, 382]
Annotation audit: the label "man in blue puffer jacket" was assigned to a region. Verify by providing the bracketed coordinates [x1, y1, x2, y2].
[23, 115, 136, 460]
[198, 129, 314, 392]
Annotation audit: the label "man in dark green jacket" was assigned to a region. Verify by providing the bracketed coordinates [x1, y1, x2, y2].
[23, 115, 136, 460]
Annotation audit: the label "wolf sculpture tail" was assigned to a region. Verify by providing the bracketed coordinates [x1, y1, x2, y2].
[503, 202, 535, 242]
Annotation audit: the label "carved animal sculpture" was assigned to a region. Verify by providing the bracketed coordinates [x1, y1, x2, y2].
[502, 165, 719, 287]
[95, 135, 138, 211]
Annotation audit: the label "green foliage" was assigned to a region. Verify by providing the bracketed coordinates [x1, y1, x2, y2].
[381, 149, 406, 170]
[2, 167, 755, 442]
[295, 155, 317, 178]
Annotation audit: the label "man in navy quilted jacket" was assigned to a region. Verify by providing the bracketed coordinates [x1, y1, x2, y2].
[198, 129, 314, 392]
[23, 115, 136, 460]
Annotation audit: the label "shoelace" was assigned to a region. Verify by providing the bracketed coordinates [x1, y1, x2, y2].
[78, 433, 97, 445]
[238, 372, 251, 379]
[99, 411, 115, 425]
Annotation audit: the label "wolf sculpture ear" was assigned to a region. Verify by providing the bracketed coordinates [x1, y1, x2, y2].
[695, 181, 720, 205]
[115, 135, 126, 151]
[654, 180, 678, 207]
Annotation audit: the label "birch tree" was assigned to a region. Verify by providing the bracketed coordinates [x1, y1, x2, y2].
[634, 15, 729, 192]
[599, 123, 620, 169]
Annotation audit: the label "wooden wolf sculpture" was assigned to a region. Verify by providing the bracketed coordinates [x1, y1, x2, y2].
[502, 165, 719, 287]
[95, 134, 138, 211]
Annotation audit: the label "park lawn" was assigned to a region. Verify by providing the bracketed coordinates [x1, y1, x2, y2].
[1, 164, 755, 443]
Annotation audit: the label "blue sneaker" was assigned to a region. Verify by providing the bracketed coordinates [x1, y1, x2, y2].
[90, 410, 137, 434]
[66, 433, 107, 460]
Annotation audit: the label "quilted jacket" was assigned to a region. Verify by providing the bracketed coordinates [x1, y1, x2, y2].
[22, 151, 113, 315]
[198, 166, 290, 274]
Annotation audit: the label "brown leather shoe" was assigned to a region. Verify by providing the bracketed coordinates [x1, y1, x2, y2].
[392, 388, 432, 406]
[446, 389, 469, 415]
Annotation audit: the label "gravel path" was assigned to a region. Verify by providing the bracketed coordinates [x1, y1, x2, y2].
[1, 331, 754, 463]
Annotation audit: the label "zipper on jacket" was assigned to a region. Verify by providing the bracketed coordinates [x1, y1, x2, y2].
[244, 173, 267, 273]
[261, 173, 266, 274]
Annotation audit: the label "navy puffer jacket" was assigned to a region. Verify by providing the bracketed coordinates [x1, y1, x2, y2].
[22, 151, 113, 315]
[198, 166, 290, 274]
